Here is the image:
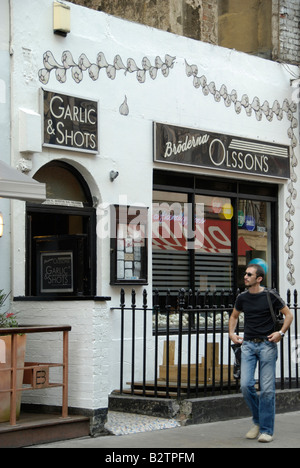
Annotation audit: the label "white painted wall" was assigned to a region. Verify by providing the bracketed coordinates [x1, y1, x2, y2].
[8, 0, 300, 411]
[0, 0, 11, 299]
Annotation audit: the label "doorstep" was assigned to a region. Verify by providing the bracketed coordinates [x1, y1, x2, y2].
[0, 412, 90, 448]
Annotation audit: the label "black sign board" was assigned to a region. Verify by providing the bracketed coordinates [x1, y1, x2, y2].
[41, 252, 73, 293]
[154, 123, 290, 179]
[43, 90, 98, 153]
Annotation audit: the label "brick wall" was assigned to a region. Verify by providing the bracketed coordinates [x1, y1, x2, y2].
[196, 0, 218, 45]
[279, 0, 300, 64]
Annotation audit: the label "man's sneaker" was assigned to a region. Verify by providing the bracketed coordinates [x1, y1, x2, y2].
[246, 425, 260, 439]
[258, 433, 274, 443]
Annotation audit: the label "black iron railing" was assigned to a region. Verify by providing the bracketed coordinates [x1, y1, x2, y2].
[113, 289, 299, 399]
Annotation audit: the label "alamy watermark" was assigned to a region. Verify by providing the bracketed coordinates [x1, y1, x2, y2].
[96, 195, 206, 250]
[292, 339, 300, 365]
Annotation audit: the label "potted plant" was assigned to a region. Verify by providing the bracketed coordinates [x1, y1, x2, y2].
[0, 291, 26, 423]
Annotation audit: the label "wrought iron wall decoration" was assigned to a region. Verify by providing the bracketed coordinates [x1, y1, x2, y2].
[38, 50, 298, 285]
[39, 51, 176, 85]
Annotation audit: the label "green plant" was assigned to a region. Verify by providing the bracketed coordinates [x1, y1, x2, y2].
[0, 290, 17, 328]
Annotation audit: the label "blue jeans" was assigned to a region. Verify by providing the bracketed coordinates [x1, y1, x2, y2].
[241, 340, 278, 436]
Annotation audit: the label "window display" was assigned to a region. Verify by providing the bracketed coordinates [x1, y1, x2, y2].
[237, 200, 272, 289]
[110, 205, 148, 285]
[152, 173, 277, 325]
[27, 161, 96, 298]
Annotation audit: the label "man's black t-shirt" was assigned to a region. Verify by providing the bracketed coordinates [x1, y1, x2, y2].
[234, 288, 286, 340]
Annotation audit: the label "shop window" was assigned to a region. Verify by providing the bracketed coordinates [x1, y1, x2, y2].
[153, 172, 278, 298]
[195, 195, 233, 292]
[237, 199, 272, 290]
[153, 192, 189, 295]
[26, 161, 96, 298]
[153, 192, 234, 296]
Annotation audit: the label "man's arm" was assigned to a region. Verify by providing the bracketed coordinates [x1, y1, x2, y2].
[229, 308, 244, 345]
[268, 306, 294, 343]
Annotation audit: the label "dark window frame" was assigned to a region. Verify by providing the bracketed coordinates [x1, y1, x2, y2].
[25, 161, 97, 300]
[153, 170, 279, 293]
[26, 204, 97, 299]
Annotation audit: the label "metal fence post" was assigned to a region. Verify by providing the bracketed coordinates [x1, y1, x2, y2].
[113, 288, 299, 399]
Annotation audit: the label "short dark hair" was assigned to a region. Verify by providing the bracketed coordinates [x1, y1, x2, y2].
[247, 263, 265, 281]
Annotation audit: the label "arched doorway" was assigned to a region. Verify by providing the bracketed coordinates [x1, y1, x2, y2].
[26, 161, 96, 297]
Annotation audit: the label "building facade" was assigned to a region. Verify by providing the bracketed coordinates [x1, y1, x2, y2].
[1, 0, 299, 432]
[0, 0, 12, 297]
[69, 0, 300, 63]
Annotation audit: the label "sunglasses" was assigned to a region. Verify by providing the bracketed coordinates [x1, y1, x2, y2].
[245, 272, 256, 277]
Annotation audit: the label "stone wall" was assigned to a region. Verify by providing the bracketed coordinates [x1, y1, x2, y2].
[218, 0, 273, 59]
[68, 0, 202, 41]
[68, 0, 300, 64]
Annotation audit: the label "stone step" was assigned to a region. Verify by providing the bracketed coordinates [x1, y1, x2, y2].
[0, 412, 90, 448]
[105, 411, 180, 436]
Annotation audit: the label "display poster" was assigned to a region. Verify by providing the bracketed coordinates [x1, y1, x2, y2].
[41, 251, 73, 293]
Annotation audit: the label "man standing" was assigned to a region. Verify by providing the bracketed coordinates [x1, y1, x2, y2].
[229, 264, 293, 443]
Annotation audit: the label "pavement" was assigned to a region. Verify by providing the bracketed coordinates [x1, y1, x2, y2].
[29, 410, 300, 449]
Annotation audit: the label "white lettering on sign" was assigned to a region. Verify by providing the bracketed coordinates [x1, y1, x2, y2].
[163, 134, 270, 175]
[44, 90, 98, 153]
[55, 121, 97, 149]
[50, 95, 96, 125]
[41, 252, 73, 293]
[155, 123, 290, 179]
[164, 134, 210, 158]
[209, 138, 269, 173]
[43, 257, 71, 286]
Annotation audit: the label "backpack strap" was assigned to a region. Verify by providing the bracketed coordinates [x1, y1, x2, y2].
[266, 289, 277, 326]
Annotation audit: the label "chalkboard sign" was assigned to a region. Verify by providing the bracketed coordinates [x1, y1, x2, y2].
[41, 252, 73, 293]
